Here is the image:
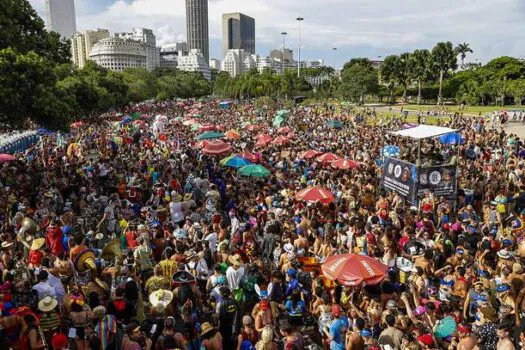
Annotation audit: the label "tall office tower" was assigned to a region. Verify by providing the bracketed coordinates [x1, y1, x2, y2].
[45, 0, 77, 38]
[222, 13, 255, 57]
[186, 0, 209, 62]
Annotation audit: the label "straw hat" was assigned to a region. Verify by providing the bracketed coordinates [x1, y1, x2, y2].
[38, 296, 58, 312]
[149, 289, 174, 308]
[31, 238, 46, 250]
[228, 254, 243, 267]
[200, 322, 217, 337]
[1, 241, 13, 248]
[94, 277, 109, 292]
[283, 243, 295, 254]
[95, 233, 104, 240]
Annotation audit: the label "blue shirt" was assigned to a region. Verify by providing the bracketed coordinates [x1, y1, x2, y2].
[329, 316, 349, 350]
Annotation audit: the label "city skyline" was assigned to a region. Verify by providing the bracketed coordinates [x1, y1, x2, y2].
[29, 0, 524, 68]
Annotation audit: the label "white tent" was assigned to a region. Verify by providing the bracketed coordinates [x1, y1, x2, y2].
[389, 125, 457, 140]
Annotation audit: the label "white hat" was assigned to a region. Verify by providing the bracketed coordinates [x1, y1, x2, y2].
[283, 243, 295, 254]
[38, 296, 58, 312]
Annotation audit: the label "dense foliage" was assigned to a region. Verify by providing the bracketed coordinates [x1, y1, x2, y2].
[0, 0, 211, 129]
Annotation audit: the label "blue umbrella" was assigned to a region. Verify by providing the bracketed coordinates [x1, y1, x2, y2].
[196, 131, 225, 140]
[382, 145, 400, 157]
[121, 116, 132, 124]
[221, 156, 252, 169]
[438, 133, 464, 145]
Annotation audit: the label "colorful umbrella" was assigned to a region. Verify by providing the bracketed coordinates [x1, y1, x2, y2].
[190, 123, 202, 131]
[382, 145, 400, 157]
[295, 187, 334, 204]
[238, 152, 258, 163]
[201, 140, 232, 155]
[220, 156, 252, 169]
[325, 120, 343, 129]
[277, 127, 292, 134]
[321, 254, 388, 286]
[331, 159, 360, 170]
[300, 150, 322, 159]
[438, 133, 464, 145]
[183, 119, 199, 126]
[196, 131, 224, 140]
[0, 154, 16, 163]
[225, 130, 241, 140]
[255, 134, 273, 147]
[316, 153, 340, 163]
[239, 164, 271, 178]
[246, 124, 260, 131]
[272, 135, 289, 146]
[199, 124, 216, 132]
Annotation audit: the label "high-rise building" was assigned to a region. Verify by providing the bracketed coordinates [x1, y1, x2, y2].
[221, 49, 258, 77]
[222, 13, 255, 57]
[71, 29, 110, 68]
[89, 37, 147, 72]
[45, 0, 77, 38]
[186, 0, 209, 62]
[270, 48, 293, 62]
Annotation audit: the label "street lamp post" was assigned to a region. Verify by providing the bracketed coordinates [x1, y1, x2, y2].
[332, 47, 337, 71]
[281, 32, 287, 75]
[296, 17, 304, 77]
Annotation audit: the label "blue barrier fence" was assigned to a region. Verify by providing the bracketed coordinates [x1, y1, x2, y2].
[0, 131, 41, 154]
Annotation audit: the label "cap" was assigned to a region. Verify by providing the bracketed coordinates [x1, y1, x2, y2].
[387, 300, 397, 309]
[457, 324, 471, 334]
[496, 284, 510, 293]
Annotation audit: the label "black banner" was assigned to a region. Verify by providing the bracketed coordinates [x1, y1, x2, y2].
[416, 165, 457, 197]
[381, 157, 418, 201]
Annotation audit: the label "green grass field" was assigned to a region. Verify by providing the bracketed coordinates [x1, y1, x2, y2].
[400, 104, 524, 116]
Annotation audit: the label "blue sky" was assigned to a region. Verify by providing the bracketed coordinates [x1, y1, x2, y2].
[30, 0, 524, 69]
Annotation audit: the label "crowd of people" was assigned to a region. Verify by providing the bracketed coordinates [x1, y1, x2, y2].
[0, 99, 525, 350]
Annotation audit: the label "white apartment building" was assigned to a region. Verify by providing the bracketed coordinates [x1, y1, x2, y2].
[177, 49, 211, 80]
[115, 28, 160, 71]
[45, 0, 76, 38]
[89, 37, 147, 72]
[209, 58, 221, 71]
[71, 29, 110, 68]
[221, 49, 259, 77]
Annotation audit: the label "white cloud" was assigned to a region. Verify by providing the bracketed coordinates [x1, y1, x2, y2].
[29, 0, 525, 64]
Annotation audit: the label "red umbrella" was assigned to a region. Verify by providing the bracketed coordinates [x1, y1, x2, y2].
[201, 140, 232, 155]
[199, 124, 215, 132]
[246, 124, 260, 131]
[272, 135, 289, 146]
[0, 154, 16, 163]
[255, 134, 273, 147]
[331, 159, 361, 170]
[316, 153, 340, 163]
[300, 150, 322, 159]
[277, 127, 292, 134]
[321, 254, 388, 286]
[238, 152, 258, 163]
[295, 187, 334, 204]
[287, 132, 296, 139]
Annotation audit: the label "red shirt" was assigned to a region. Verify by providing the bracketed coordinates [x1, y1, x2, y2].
[29, 249, 43, 265]
[45, 226, 64, 256]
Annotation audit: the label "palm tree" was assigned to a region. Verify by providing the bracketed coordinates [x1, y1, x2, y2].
[379, 55, 401, 104]
[398, 52, 412, 103]
[455, 42, 473, 67]
[410, 49, 432, 104]
[431, 42, 458, 105]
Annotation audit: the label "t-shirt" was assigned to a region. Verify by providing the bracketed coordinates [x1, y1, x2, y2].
[329, 316, 349, 350]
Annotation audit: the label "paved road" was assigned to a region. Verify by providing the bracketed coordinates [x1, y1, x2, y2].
[504, 122, 525, 139]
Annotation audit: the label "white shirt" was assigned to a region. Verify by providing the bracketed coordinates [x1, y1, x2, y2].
[226, 266, 245, 290]
[45, 270, 65, 305]
[204, 232, 218, 253]
[32, 281, 57, 300]
[169, 201, 184, 223]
